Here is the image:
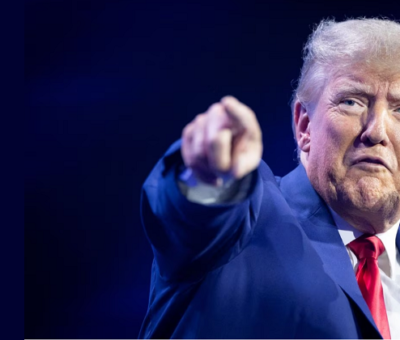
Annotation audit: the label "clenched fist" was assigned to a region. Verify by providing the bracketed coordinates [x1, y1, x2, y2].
[181, 96, 263, 186]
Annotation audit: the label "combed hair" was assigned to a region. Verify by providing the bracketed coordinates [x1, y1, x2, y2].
[291, 17, 400, 135]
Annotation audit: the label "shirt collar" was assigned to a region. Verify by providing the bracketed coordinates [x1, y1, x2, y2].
[329, 207, 399, 278]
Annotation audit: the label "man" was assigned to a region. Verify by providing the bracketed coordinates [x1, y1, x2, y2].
[139, 18, 400, 339]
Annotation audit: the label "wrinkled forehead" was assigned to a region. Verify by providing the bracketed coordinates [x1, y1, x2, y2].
[322, 61, 400, 98]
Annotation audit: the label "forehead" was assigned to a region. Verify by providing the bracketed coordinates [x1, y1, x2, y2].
[327, 64, 400, 96]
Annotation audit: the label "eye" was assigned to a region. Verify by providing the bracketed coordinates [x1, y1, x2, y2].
[337, 98, 365, 115]
[392, 108, 400, 121]
[342, 99, 356, 106]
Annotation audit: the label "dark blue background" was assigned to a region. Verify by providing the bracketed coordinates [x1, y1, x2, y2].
[25, 1, 399, 338]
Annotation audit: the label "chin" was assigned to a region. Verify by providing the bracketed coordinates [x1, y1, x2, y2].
[352, 176, 388, 210]
[337, 176, 400, 225]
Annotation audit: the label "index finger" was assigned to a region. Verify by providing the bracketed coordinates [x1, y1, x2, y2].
[220, 96, 259, 135]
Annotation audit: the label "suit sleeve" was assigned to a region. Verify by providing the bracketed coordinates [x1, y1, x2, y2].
[141, 139, 265, 281]
[177, 167, 254, 205]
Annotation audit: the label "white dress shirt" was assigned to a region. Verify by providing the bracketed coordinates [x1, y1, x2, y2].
[330, 209, 400, 339]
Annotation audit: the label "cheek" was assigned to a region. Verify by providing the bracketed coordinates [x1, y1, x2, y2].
[310, 115, 361, 174]
[312, 119, 349, 159]
[394, 133, 400, 171]
[394, 143, 400, 189]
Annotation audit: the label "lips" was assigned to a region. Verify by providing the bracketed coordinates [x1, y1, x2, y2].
[353, 156, 389, 170]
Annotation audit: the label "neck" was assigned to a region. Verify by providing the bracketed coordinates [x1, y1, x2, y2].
[330, 203, 400, 234]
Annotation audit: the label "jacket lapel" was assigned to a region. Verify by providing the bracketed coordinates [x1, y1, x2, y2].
[279, 165, 381, 336]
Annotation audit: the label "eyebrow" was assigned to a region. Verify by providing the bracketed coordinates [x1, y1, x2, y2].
[388, 90, 400, 103]
[332, 83, 400, 103]
[332, 83, 374, 98]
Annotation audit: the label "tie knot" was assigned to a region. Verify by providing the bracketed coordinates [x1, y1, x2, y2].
[348, 235, 385, 260]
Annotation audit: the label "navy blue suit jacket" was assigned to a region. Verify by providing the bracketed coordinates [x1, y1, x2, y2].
[139, 140, 400, 339]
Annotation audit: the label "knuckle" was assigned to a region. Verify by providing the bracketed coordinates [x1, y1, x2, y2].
[182, 123, 193, 138]
[210, 105, 226, 119]
[208, 102, 223, 112]
[195, 113, 206, 122]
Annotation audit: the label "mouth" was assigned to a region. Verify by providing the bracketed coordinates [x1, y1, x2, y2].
[353, 156, 389, 170]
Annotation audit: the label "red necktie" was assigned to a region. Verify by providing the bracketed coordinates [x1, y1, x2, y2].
[348, 235, 391, 339]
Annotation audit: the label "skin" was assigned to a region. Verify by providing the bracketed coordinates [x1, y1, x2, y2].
[294, 62, 400, 234]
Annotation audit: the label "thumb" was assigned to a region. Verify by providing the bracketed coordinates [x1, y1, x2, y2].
[232, 153, 247, 179]
[232, 151, 261, 179]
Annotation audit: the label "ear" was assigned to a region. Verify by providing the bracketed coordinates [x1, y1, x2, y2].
[293, 100, 311, 153]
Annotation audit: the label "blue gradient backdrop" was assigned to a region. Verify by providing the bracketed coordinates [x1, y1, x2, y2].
[25, 1, 399, 338]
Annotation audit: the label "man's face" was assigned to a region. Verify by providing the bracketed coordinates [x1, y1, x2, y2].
[304, 63, 400, 233]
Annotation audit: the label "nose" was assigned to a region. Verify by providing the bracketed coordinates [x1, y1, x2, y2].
[359, 103, 389, 146]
